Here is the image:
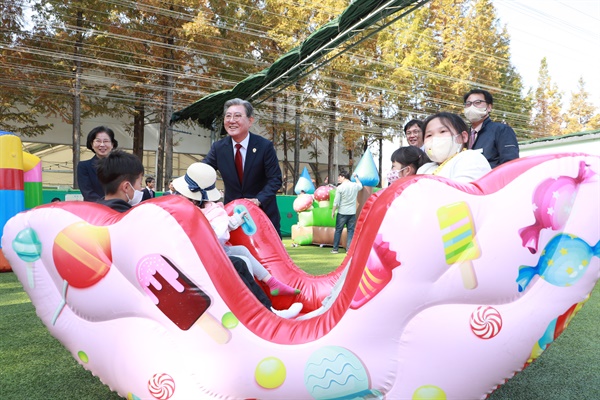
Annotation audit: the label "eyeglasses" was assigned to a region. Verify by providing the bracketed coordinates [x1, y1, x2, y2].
[405, 129, 421, 136]
[464, 100, 487, 107]
[93, 139, 112, 145]
[224, 113, 246, 121]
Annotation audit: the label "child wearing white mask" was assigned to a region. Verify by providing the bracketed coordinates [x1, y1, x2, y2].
[417, 112, 491, 183]
[96, 150, 145, 212]
[387, 146, 430, 185]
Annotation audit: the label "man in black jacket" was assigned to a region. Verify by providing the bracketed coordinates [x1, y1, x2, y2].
[463, 89, 519, 168]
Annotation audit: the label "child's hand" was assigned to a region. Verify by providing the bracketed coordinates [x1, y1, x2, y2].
[228, 213, 245, 230]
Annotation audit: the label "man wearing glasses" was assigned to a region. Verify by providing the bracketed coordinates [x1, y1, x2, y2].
[463, 89, 519, 168]
[203, 98, 283, 236]
[403, 119, 424, 150]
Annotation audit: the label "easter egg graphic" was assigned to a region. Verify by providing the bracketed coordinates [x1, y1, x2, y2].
[304, 346, 372, 399]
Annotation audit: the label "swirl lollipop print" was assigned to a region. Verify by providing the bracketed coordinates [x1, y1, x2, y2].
[519, 161, 597, 253]
[51, 222, 112, 325]
[517, 233, 599, 292]
[470, 306, 502, 339]
[12, 227, 42, 288]
[148, 373, 175, 400]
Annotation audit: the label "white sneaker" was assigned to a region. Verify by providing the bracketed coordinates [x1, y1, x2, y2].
[271, 302, 303, 319]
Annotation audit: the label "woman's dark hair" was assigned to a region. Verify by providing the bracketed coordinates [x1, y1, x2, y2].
[96, 150, 144, 195]
[423, 112, 469, 149]
[390, 146, 430, 171]
[86, 126, 118, 153]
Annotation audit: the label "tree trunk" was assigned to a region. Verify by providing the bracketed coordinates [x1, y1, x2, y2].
[72, 10, 83, 188]
[157, 103, 166, 190]
[378, 97, 383, 188]
[293, 83, 301, 188]
[158, 36, 175, 191]
[327, 86, 337, 184]
[133, 94, 144, 160]
[282, 95, 290, 194]
[163, 15, 175, 191]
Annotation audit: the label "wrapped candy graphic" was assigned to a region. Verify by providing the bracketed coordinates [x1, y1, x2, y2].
[519, 161, 597, 253]
[517, 233, 599, 292]
[137, 254, 230, 344]
[51, 222, 112, 324]
[350, 234, 400, 309]
[12, 227, 42, 288]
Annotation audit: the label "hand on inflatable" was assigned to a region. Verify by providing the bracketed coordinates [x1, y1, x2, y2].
[228, 212, 245, 230]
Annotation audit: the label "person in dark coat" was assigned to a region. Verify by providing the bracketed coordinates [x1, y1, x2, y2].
[203, 98, 283, 236]
[77, 126, 118, 201]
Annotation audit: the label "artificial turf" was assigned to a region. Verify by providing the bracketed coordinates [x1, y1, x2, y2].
[1, 240, 598, 399]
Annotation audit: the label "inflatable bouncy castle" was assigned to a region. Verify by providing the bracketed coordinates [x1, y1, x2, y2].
[0, 132, 43, 271]
[2, 153, 599, 399]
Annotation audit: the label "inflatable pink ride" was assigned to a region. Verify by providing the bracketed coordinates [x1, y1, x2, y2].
[2, 153, 599, 400]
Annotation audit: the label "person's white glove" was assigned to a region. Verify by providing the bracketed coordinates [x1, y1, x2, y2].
[228, 212, 245, 230]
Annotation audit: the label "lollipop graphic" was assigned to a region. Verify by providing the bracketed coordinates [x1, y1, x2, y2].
[12, 227, 42, 288]
[470, 306, 502, 339]
[517, 233, 599, 292]
[519, 161, 597, 253]
[51, 222, 112, 324]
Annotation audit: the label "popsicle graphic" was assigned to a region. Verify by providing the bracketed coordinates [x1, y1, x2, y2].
[437, 202, 481, 289]
[350, 234, 401, 309]
[233, 205, 257, 236]
[136, 254, 231, 344]
[12, 227, 42, 288]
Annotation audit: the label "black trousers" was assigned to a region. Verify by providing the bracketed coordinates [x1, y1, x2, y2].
[229, 256, 272, 309]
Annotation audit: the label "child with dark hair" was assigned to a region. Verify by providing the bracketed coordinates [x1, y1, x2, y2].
[173, 162, 303, 319]
[417, 112, 490, 183]
[95, 150, 145, 212]
[387, 146, 430, 184]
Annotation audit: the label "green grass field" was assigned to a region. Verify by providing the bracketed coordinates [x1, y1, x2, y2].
[1, 240, 598, 399]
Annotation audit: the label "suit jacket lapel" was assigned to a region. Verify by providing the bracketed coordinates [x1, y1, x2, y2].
[244, 133, 258, 181]
[224, 136, 242, 190]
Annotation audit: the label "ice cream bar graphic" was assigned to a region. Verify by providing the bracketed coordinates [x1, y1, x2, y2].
[136, 254, 230, 344]
[233, 205, 257, 236]
[350, 234, 401, 309]
[437, 202, 481, 289]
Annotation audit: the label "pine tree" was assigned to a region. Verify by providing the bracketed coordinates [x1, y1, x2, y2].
[531, 58, 563, 137]
[563, 77, 599, 133]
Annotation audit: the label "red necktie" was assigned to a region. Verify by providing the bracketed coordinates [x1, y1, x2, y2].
[235, 143, 243, 182]
[468, 129, 477, 149]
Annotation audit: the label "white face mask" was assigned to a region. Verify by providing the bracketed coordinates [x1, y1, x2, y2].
[387, 166, 409, 184]
[126, 183, 144, 206]
[464, 105, 488, 123]
[424, 135, 463, 164]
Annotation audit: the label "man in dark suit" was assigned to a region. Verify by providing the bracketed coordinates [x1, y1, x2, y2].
[203, 98, 283, 236]
[141, 176, 155, 201]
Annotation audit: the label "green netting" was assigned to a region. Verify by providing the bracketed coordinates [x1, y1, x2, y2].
[171, 0, 428, 129]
